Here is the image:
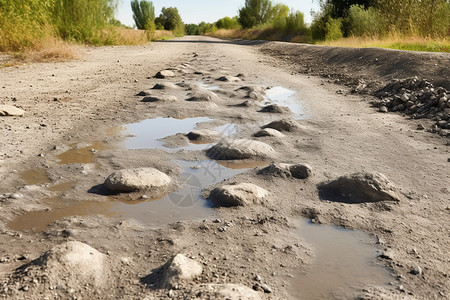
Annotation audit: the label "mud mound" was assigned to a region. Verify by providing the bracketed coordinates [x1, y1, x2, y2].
[318, 172, 400, 204]
[253, 128, 285, 137]
[104, 167, 172, 193]
[11, 241, 109, 291]
[217, 75, 241, 82]
[186, 129, 220, 142]
[186, 91, 218, 102]
[141, 254, 202, 289]
[258, 163, 312, 179]
[235, 86, 266, 100]
[209, 183, 269, 207]
[155, 70, 175, 79]
[142, 95, 177, 102]
[261, 118, 301, 132]
[374, 77, 449, 135]
[206, 139, 275, 160]
[259, 104, 291, 114]
[152, 82, 179, 90]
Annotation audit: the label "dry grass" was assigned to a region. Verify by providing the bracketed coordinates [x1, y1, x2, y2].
[152, 30, 176, 41]
[318, 36, 449, 53]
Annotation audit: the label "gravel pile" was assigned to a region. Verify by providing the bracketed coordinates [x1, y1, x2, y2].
[374, 77, 449, 136]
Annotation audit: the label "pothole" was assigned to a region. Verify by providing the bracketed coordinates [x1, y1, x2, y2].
[7, 160, 258, 232]
[290, 219, 393, 299]
[263, 86, 305, 119]
[20, 168, 50, 185]
[56, 142, 106, 164]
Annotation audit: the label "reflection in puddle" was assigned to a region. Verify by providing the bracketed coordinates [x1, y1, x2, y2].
[57, 142, 105, 164]
[123, 117, 238, 151]
[20, 169, 50, 185]
[8, 160, 253, 231]
[123, 117, 212, 150]
[263, 86, 304, 119]
[291, 219, 392, 299]
[108, 160, 246, 225]
[217, 160, 270, 169]
[200, 82, 220, 91]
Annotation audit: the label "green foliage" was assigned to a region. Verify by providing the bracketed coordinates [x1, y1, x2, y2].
[155, 7, 184, 36]
[216, 17, 240, 30]
[325, 17, 343, 40]
[185, 24, 200, 35]
[131, 0, 155, 30]
[345, 5, 381, 37]
[53, 0, 118, 43]
[285, 10, 307, 34]
[238, 0, 273, 28]
[270, 4, 289, 30]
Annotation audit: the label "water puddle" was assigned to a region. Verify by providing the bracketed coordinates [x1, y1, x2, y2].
[216, 160, 270, 169]
[290, 219, 392, 299]
[263, 86, 305, 119]
[57, 142, 106, 164]
[8, 160, 253, 231]
[200, 82, 220, 91]
[8, 197, 117, 232]
[20, 169, 50, 185]
[122, 117, 212, 150]
[122, 117, 237, 151]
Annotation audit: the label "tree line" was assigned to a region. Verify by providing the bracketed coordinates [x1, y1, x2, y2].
[184, 0, 449, 41]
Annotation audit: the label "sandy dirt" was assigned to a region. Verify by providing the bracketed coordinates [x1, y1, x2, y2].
[0, 36, 448, 299]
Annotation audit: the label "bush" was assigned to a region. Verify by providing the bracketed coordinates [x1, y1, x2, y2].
[216, 17, 240, 30]
[325, 17, 343, 41]
[346, 5, 381, 37]
[238, 0, 272, 28]
[285, 11, 307, 34]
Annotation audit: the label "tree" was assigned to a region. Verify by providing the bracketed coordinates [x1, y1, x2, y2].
[155, 6, 184, 35]
[131, 0, 155, 30]
[238, 0, 272, 28]
[216, 17, 240, 30]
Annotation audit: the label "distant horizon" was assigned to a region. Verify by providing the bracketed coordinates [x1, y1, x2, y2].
[116, 0, 320, 28]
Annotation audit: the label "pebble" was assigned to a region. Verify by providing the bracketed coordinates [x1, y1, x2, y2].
[218, 226, 227, 232]
[410, 266, 422, 275]
[10, 193, 22, 199]
[260, 283, 272, 293]
[213, 219, 222, 223]
[254, 275, 261, 282]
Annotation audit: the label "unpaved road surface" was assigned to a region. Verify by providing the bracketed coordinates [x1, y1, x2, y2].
[0, 36, 449, 299]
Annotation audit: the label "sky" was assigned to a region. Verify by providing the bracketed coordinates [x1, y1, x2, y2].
[116, 0, 321, 28]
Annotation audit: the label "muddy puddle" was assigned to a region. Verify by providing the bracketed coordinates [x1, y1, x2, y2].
[122, 117, 237, 151]
[263, 86, 305, 119]
[290, 219, 392, 299]
[8, 160, 258, 231]
[56, 142, 106, 164]
[20, 168, 50, 185]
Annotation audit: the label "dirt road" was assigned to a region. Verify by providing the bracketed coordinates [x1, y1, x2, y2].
[0, 36, 448, 299]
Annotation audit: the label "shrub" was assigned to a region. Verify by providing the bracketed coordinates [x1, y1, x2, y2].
[325, 17, 343, 41]
[346, 5, 382, 37]
[238, 0, 272, 28]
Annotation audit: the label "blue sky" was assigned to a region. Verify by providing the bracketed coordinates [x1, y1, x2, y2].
[116, 0, 321, 28]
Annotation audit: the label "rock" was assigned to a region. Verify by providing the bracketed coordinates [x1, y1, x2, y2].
[0, 105, 25, 116]
[206, 139, 275, 160]
[235, 86, 266, 101]
[258, 163, 312, 179]
[253, 128, 285, 138]
[217, 75, 241, 82]
[186, 129, 220, 142]
[160, 254, 203, 288]
[14, 241, 109, 289]
[260, 283, 272, 293]
[261, 118, 301, 132]
[137, 90, 151, 96]
[104, 168, 171, 193]
[155, 70, 175, 79]
[186, 91, 218, 102]
[318, 172, 400, 203]
[142, 94, 177, 102]
[410, 266, 422, 275]
[259, 104, 291, 114]
[152, 82, 179, 90]
[190, 284, 261, 300]
[209, 183, 268, 207]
